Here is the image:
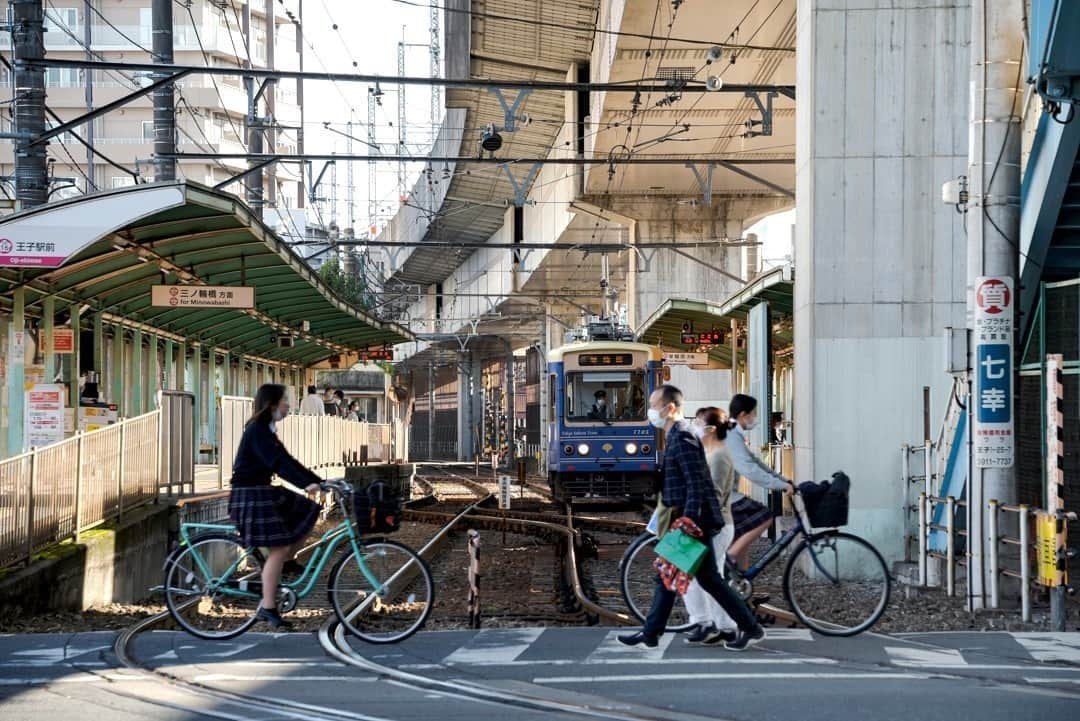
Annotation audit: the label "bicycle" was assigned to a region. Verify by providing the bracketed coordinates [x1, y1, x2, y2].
[163, 479, 433, 643]
[619, 479, 891, 636]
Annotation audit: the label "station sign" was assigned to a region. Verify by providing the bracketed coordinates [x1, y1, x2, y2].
[663, 351, 708, 366]
[25, 384, 65, 448]
[358, 349, 394, 361]
[972, 276, 1014, 468]
[681, 330, 723, 346]
[52, 327, 75, 354]
[151, 285, 255, 309]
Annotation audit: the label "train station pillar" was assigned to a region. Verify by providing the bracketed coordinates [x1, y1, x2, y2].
[794, 1, 970, 561]
[111, 325, 124, 414]
[6, 288, 25, 455]
[457, 352, 474, 461]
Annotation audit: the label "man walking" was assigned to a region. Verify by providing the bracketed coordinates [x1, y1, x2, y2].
[299, 385, 326, 415]
[619, 384, 765, 651]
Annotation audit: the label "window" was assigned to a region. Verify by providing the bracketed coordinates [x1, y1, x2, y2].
[142, 121, 156, 142]
[564, 371, 646, 423]
[46, 67, 81, 87]
[548, 374, 556, 421]
[112, 176, 136, 189]
[44, 7, 78, 44]
[139, 8, 152, 47]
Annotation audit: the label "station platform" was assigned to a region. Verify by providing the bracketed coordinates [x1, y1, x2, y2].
[1, 627, 1077, 721]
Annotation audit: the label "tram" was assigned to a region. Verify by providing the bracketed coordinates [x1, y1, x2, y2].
[547, 316, 665, 500]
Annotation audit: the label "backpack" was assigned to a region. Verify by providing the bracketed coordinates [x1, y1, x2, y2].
[353, 480, 402, 534]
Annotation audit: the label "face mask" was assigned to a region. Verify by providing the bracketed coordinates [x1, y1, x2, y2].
[272, 408, 285, 422]
[647, 408, 666, 428]
[596, 400, 606, 408]
[691, 423, 706, 440]
[743, 418, 758, 431]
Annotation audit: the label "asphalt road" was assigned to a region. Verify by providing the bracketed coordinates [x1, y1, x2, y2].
[1, 627, 1077, 721]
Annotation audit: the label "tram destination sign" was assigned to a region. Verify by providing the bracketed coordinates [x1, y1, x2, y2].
[358, 349, 394, 361]
[681, 330, 723, 346]
[579, 353, 633, 367]
[151, 285, 255, 309]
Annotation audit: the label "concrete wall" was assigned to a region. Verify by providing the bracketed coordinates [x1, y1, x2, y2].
[0, 504, 170, 617]
[794, 1, 970, 561]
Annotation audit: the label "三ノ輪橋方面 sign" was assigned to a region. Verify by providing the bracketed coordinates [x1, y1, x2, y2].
[151, 285, 255, 309]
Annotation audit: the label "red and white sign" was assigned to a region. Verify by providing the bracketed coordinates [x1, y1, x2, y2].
[25, 384, 65, 448]
[976, 278, 1011, 316]
[973, 276, 1014, 468]
[151, 285, 255, 309]
[0, 185, 186, 269]
[52, 327, 75, 354]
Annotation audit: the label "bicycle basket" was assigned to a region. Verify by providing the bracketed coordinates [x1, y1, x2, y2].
[806, 472, 850, 528]
[352, 480, 402, 534]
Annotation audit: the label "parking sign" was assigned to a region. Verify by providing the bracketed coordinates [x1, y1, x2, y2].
[973, 276, 1014, 468]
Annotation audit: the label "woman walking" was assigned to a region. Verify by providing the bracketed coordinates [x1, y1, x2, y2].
[228, 384, 322, 629]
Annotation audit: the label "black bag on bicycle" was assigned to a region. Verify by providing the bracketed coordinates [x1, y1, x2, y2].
[805, 471, 849, 528]
[353, 480, 402, 534]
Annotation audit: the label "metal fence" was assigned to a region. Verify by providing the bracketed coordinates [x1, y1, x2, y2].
[0, 410, 161, 569]
[218, 396, 399, 486]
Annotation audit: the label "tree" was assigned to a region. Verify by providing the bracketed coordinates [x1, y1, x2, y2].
[318, 255, 367, 308]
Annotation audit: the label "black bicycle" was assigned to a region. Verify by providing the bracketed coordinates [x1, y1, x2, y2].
[619, 475, 890, 636]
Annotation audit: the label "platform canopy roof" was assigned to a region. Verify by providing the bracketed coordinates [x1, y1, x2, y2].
[636, 264, 794, 367]
[0, 182, 412, 366]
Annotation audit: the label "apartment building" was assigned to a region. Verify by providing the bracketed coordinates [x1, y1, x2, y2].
[0, 1, 302, 224]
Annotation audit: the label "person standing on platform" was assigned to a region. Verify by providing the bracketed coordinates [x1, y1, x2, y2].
[333, 389, 348, 417]
[228, 384, 322, 629]
[299, 385, 326, 415]
[619, 384, 765, 651]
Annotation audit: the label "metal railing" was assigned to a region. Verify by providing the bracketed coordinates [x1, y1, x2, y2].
[217, 396, 400, 487]
[917, 493, 1075, 621]
[0, 411, 159, 569]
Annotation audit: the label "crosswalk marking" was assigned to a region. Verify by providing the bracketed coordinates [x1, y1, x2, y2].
[761, 628, 813, 641]
[441, 628, 545, 665]
[1012, 634, 1080, 664]
[585, 630, 675, 663]
[885, 647, 967, 667]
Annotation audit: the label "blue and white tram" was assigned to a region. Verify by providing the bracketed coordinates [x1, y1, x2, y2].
[547, 341, 665, 499]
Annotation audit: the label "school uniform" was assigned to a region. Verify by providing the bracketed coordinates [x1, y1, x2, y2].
[228, 420, 321, 548]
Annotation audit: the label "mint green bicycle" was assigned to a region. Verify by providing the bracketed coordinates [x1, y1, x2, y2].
[163, 480, 433, 643]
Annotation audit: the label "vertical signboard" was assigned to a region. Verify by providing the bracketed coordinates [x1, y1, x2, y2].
[25, 384, 65, 448]
[972, 276, 1014, 468]
[746, 302, 771, 452]
[498, 474, 513, 510]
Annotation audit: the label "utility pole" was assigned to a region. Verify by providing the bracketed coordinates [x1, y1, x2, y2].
[296, 0, 305, 209]
[367, 86, 377, 233]
[346, 118, 354, 230]
[151, 0, 175, 181]
[243, 2, 264, 218]
[397, 31, 406, 204]
[966, 0, 1023, 609]
[83, 0, 94, 186]
[264, 0, 276, 209]
[429, 0, 441, 137]
[12, 0, 47, 208]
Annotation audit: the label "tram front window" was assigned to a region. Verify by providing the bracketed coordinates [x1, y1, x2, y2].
[565, 371, 646, 422]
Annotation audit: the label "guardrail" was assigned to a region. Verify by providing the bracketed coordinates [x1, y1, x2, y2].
[218, 396, 400, 487]
[917, 493, 1075, 621]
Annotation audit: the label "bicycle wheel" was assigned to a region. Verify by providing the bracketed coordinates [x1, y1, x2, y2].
[328, 539, 434, 644]
[619, 533, 693, 632]
[782, 531, 890, 636]
[164, 534, 265, 640]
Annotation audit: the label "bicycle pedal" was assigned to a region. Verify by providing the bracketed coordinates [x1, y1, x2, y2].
[756, 613, 777, 626]
[749, 594, 771, 608]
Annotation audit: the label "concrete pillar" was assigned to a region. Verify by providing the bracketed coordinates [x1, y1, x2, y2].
[7, 288, 26, 455]
[794, 1, 970, 561]
[92, 311, 104, 375]
[223, 350, 232, 396]
[131, 328, 143, 416]
[457, 352, 472, 461]
[191, 343, 202, 456]
[68, 304, 80, 408]
[164, 338, 174, 390]
[208, 349, 217, 454]
[148, 334, 159, 408]
[41, 295, 54, 382]
[110, 325, 124, 412]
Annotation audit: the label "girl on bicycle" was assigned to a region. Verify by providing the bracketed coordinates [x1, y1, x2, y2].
[726, 394, 795, 569]
[228, 383, 322, 629]
[682, 406, 739, 645]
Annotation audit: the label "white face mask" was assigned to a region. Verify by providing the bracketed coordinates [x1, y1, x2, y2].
[596, 399, 606, 408]
[647, 407, 666, 428]
[690, 423, 706, 439]
[272, 408, 285, 422]
[742, 418, 758, 431]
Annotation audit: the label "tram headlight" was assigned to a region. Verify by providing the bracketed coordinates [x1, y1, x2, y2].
[577, 443, 591, 456]
[563, 444, 575, 455]
[625, 442, 638, 455]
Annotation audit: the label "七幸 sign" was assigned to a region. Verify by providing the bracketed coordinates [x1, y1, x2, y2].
[151, 285, 255, 309]
[972, 276, 1014, 468]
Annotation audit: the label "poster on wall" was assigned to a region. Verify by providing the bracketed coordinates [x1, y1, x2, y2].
[25, 384, 65, 449]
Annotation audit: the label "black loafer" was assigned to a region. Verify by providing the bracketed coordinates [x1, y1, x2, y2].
[725, 625, 766, 651]
[256, 606, 294, 630]
[617, 631, 658, 648]
[703, 629, 737, 645]
[683, 624, 714, 644]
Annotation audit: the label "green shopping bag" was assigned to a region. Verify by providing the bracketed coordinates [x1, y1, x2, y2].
[653, 528, 708, 576]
